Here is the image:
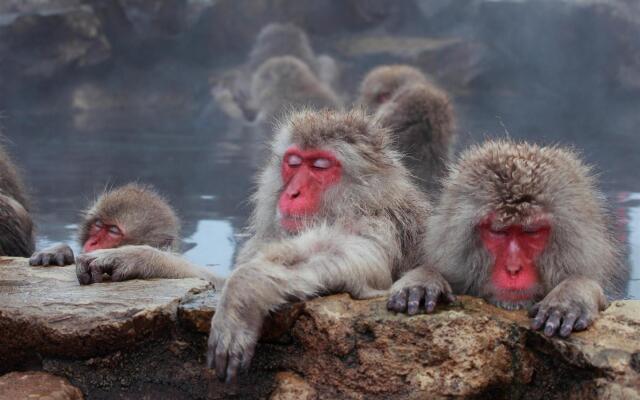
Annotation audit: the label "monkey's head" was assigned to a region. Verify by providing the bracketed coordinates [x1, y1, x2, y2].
[252, 109, 408, 235]
[80, 183, 180, 253]
[248, 23, 316, 73]
[250, 56, 318, 106]
[358, 65, 427, 112]
[428, 140, 616, 310]
[375, 83, 455, 150]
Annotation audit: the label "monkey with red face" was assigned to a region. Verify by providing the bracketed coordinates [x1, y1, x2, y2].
[388, 140, 626, 338]
[30, 184, 192, 271]
[73, 109, 432, 383]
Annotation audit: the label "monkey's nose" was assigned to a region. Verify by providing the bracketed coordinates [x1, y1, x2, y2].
[507, 263, 522, 276]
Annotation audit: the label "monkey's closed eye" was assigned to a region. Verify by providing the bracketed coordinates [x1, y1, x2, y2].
[95, 220, 104, 228]
[287, 154, 302, 166]
[312, 158, 331, 169]
[108, 226, 122, 236]
[489, 227, 508, 236]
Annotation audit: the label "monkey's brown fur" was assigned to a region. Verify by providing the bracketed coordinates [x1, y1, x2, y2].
[205, 109, 432, 381]
[248, 23, 318, 74]
[0, 143, 34, 256]
[250, 56, 341, 123]
[358, 65, 428, 111]
[391, 139, 626, 336]
[79, 183, 180, 251]
[31, 183, 180, 267]
[375, 82, 456, 192]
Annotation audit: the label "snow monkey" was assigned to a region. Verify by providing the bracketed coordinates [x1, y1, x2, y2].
[30, 183, 180, 267]
[0, 143, 34, 256]
[357, 64, 428, 112]
[249, 56, 342, 124]
[388, 140, 626, 338]
[206, 108, 433, 382]
[374, 82, 456, 192]
[73, 109, 432, 382]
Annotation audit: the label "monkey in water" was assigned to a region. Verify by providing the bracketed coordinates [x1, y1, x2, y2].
[74, 109, 432, 382]
[0, 143, 34, 257]
[30, 184, 191, 273]
[374, 82, 456, 193]
[388, 139, 626, 338]
[248, 56, 342, 124]
[357, 64, 428, 112]
[214, 23, 339, 121]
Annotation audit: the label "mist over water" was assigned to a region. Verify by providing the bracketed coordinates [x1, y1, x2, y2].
[1, 0, 638, 298]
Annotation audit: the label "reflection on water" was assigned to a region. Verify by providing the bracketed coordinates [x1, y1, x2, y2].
[183, 219, 236, 276]
[619, 193, 640, 299]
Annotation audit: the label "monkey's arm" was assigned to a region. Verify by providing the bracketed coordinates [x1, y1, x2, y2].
[75, 245, 225, 288]
[29, 243, 75, 267]
[529, 276, 607, 338]
[207, 224, 394, 383]
[387, 266, 456, 315]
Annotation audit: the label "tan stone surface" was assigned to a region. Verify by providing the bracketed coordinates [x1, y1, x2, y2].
[270, 372, 317, 400]
[0, 371, 83, 400]
[0, 257, 210, 364]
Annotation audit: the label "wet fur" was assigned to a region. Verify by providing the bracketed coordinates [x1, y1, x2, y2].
[375, 82, 456, 192]
[0, 143, 34, 257]
[209, 109, 432, 381]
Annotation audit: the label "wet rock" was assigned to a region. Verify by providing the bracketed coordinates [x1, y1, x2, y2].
[0, 371, 83, 400]
[270, 372, 317, 400]
[0, 5, 111, 81]
[1, 257, 638, 398]
[0, 257, 210, 372]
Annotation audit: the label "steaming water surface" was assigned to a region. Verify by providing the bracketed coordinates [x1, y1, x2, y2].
[3, 102, 639, 300]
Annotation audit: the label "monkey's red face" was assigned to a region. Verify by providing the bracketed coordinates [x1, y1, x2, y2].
[83, 219, 124, 252]
[278, 146, 342, 232]
[479, 214, 550, 304]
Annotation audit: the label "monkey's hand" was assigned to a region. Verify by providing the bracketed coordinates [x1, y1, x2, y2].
[387, 267, 456, 315]
[206, 306, 262, 384]
[29, 243, 75, 266]
[529, 276, 607, 338]
[76, 245, 220, 285]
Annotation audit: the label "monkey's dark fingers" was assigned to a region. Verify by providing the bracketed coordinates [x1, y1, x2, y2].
[543, 309, 563, 337]
[573, 314, 591, 331]
[559, 312, 578, 338]
[424, 288, 441, 313]
[205, 334, 217, 369]
[530, 306, 549, 330]
[29, 253, 43, 266]
[241, 342, 256, 371]
[387, 288, 409, 313]
[42, 254, 53, 266]
[225, 355, 241, 384]
[54, 253, 67, 266]
[215, 346, 229, 382]
[407, 287, 425, 315]
[528, 303, 540, 318]
[76, 255, 96, 285]
[444, 292, 456, 304]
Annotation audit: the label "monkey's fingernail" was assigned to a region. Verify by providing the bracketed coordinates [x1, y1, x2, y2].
[426, 301, 436, 312]
[544, 324, 557, 337]
[559, 326, 572, 338]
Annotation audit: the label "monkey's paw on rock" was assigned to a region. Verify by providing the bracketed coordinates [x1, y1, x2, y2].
[0, 257, 639, 399]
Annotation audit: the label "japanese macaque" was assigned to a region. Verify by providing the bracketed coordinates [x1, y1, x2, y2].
[207, 109, 431, 382]
[0, 144, 34, 257]
[388, 140, 626, 338]
[357, 65, 428, 112]
[374, 82, 456, 192]
[214, 23, 339, 122]
[30, 183, 180, 267]
[249, 56, 341, 124]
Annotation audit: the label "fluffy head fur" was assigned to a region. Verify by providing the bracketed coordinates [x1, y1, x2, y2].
[427, 139, 625, 303]
[250, 56, 341, 122]
[248, 23, 318, 73]
[358, 65, 428, 111]
[243, 109, 431, 279]
[79, 183, 180, 251]
[375, 82, 456, 192]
